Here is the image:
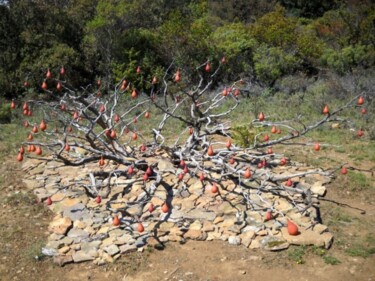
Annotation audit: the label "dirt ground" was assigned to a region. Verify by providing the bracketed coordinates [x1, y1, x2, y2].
[0, 150, 374, 281]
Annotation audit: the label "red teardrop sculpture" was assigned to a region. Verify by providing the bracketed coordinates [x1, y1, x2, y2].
[287, 220, 299, 235]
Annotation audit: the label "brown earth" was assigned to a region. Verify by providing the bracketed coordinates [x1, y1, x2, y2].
[0, 150, 374, 281]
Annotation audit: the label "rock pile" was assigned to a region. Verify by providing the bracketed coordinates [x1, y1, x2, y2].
[22, 155, 334, 266]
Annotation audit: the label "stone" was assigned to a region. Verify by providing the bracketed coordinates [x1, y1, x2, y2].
[245, 211, 263, 225]
[42, 247, 58, 256]
[206, 232, 221, 241]
[53, 255, 73, 266]
[104, 244, 120, 256]
[43, 168, 59, 176]
[102, 236, 116, 247]
[218, 201, 237, 215]
[207, 231, 222, 241]
[156, 222, 175, 235]
[217, 218, 236, 228]
[61, 237, 74, 246]
[184, 229, 207, 241]
[275, 199, 294, 212]
[239, 231, 255, 248]
[63, 203, 89, 221]
[256, 229, 268, 236]
[179, 199, 195, 211]
[313, 223, 328, 234]
[321, 232, 334, 249]
[127, 205, 143, 217]
[228, 236, 241, 245]
[46, 240, 65, 249]
[157, 159, 175, 171]
[169, 227, 184, 236]
[249, 237, 262, 249]
[51, 193, 65, 202]
[202, 221, 215, 232]
[168, 234, 184, 242]
[58, 246, 71, 254]
[60, 198, 81, 209]
[33, 188, 50, 200]
[72, 251, 95, 263]
[311, 182, 326, 196]
[48, 217, 72, 235]
[228, 223, 245, 234]
[81, 241, 101, 252]
[189, 220, 202, 230]
[261, 236, 289, 251]
[195, 196, 214, 207]
[48, 233, 64, 241]
[74, 220, 87, 229]
[115, 234, 136, 246]
[213, 216, 224, 224]
[189, 180, 203, 193]
[108, 228, 124, 238]
[96, 226, 110, 235]
[84, 225, 95, 234]
[93, 258, 106, 266]
[135, 236, 148, 248]
[29, 165, 46, 175]
[71, 243, 81, 251]
[280, 228, 327, 247]
[55, 166, 79, 177]
[67, 228, 90, 243]
[23, 179, 44, 189]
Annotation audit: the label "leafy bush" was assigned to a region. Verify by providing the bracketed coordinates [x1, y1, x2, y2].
[0, 102, 11, 124]
[253, 45, 301, 84]
[321, 45, 375, 74]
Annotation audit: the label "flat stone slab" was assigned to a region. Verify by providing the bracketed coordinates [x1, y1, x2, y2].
[280, 228, 330, 248]
[104, 244, 120, 256]
[63, 203, 90, 221]
[48, 217, 73, 235]
[261, 236, 290, 251]
[72, 251, 95, 263]
[67, 228, 90, 243]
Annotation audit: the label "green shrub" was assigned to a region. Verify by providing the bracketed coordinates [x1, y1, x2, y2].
[0, 102, 11, 124]
[254, 45, 301, 85]
[321, 45, 375, 74]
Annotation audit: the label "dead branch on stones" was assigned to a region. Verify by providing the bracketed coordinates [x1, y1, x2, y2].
[14, 59, 371, 254]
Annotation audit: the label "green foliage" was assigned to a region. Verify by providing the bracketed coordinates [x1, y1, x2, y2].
[22, 239, 46, 262]
[311, 246, 341, 265]
[253, 45, 301, 84]
[0, 5, 21, 98]
[347, 171, 373, 191]
[288, 245, 306, 264]
[323, 255, 341, 265]
[231, 125, 260, 148]
[210, 23, 257, 78]
[345, 238, 375, 258]
[0, 0, 374, 99]
[0, 102, 11, 124]
[210, 23, 256, 56]
[157, 9, 212, 68]
[251, 6, 297, 48]
[321, 45, 375, 74]
[296, 26, 326, 61]
[0, 123, 29, 161]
